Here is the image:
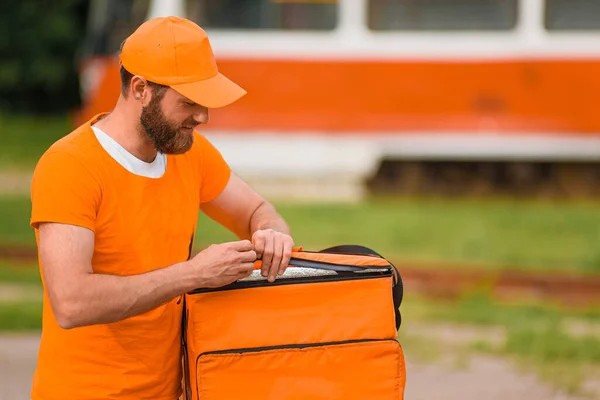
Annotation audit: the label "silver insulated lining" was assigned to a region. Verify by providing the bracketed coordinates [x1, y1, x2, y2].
[238, 266, 386, 282]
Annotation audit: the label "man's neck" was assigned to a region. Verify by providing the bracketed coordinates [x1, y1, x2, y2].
[93, 98, 158, 163]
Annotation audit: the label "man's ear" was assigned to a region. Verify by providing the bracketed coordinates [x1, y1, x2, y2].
[130, 76, 150, 104]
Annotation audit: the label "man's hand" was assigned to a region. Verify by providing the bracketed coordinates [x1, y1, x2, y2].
[188, 240, 257, 288]
[198, 173, 295, 283]
[252, 229, 294, 282]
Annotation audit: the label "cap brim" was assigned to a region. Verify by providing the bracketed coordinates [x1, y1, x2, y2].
[171, 72, 246, 108]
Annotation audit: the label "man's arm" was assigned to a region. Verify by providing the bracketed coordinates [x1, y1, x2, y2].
[248, 200, 291, 236]
[200, 173, 294, 282]
[38, 222, 256, 329]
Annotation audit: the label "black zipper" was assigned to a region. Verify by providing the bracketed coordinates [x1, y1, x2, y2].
[188, 269, 392, 294]
[287, 257, 391, 271]
[197, 337, 395, 358]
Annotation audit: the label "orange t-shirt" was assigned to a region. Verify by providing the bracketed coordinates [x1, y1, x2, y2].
[29, 114, 231, 400]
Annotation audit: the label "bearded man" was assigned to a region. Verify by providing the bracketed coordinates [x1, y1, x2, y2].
[28, 16, 294, 400]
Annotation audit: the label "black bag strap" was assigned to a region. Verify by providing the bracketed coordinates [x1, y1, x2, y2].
[181, 234, 195, 399]
[181, 297, 192, 400]
[319, 245, 403, 330]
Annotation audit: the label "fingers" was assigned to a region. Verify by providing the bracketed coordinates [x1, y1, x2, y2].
[261, 236, 275, 280]
[229, 263, 255, 284]
[230, 239, 254, 252]
[252, 231, 266, 257]
[239, 249, 257, 263]
[240, 262, 255, 274]
[231, 240, 257, 263]
[269, 234, 283, 282]
[279, 237, 294, 276]
[235, 262, 256, 280]
[252, 230, 295, 282]
[252, 229, 268, 277]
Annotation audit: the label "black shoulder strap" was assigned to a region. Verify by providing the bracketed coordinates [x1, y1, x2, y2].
[319, 245, 403, 330]
[181, 297, 191, 399]
[181, 234, 195, 399]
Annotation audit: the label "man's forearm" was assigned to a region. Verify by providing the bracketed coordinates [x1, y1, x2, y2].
[56, 261, 196, 329]
[249, 201, 291, 236]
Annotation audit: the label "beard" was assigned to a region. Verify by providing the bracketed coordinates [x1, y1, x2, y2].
[139, 93, 195, 155]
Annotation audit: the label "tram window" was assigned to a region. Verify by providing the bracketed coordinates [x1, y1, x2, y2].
[545, 0, 600, 31]
[187, 0, 338, 30]
[81, 0, 149, 56]
[368, 0, 518, 31]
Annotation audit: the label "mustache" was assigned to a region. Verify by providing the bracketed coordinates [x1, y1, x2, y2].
[181, 119, 202, 129]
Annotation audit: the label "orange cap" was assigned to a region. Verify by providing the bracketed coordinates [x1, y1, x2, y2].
[120, 16, 246, 108]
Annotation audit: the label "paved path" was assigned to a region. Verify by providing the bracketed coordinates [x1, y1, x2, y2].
[0, 333, 587, 400]
[0, 171, 31, 196]
[0, 334, 40, 400]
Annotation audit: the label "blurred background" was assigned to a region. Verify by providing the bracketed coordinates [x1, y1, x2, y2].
[1, 1, 600, 399]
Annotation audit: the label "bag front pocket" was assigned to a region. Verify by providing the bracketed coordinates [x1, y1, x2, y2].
[186, 272, 398, 357]
[196, 339, 405, 400]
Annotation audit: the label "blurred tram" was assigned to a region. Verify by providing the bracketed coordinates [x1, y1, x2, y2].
[76, 0, 600, 198]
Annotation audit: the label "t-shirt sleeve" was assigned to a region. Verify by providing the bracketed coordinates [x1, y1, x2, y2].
[195, 134, 231, 205]
[30, 150, 101, 232]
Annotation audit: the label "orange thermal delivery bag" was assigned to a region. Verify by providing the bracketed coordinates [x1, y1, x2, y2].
[181, 245, 406, 399]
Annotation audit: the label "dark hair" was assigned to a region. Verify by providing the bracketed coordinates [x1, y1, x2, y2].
[119, 40, 168, 98]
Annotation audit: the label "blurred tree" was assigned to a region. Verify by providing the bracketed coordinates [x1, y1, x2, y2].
[0, 0, 90, 115]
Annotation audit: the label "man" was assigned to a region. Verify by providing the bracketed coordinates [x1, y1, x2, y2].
[29, 16, 294, 400]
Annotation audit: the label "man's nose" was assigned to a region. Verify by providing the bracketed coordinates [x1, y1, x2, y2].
[194, 106, 209, 125]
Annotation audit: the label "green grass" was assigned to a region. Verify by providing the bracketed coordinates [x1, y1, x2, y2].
[0, 195, 36, 245]
[270, 198, 600, 272]
[0, 261, 40, 284]
[411, 292, 600, 326]
[397, 330, 443, 364]
[0, 113, 71, 170]
[404, 293, 600, 395]
[0, 300, 42, 331]
[0, 263, 42, 331]
[406, 292, 600, 368]
[2, 194, 600, 273]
